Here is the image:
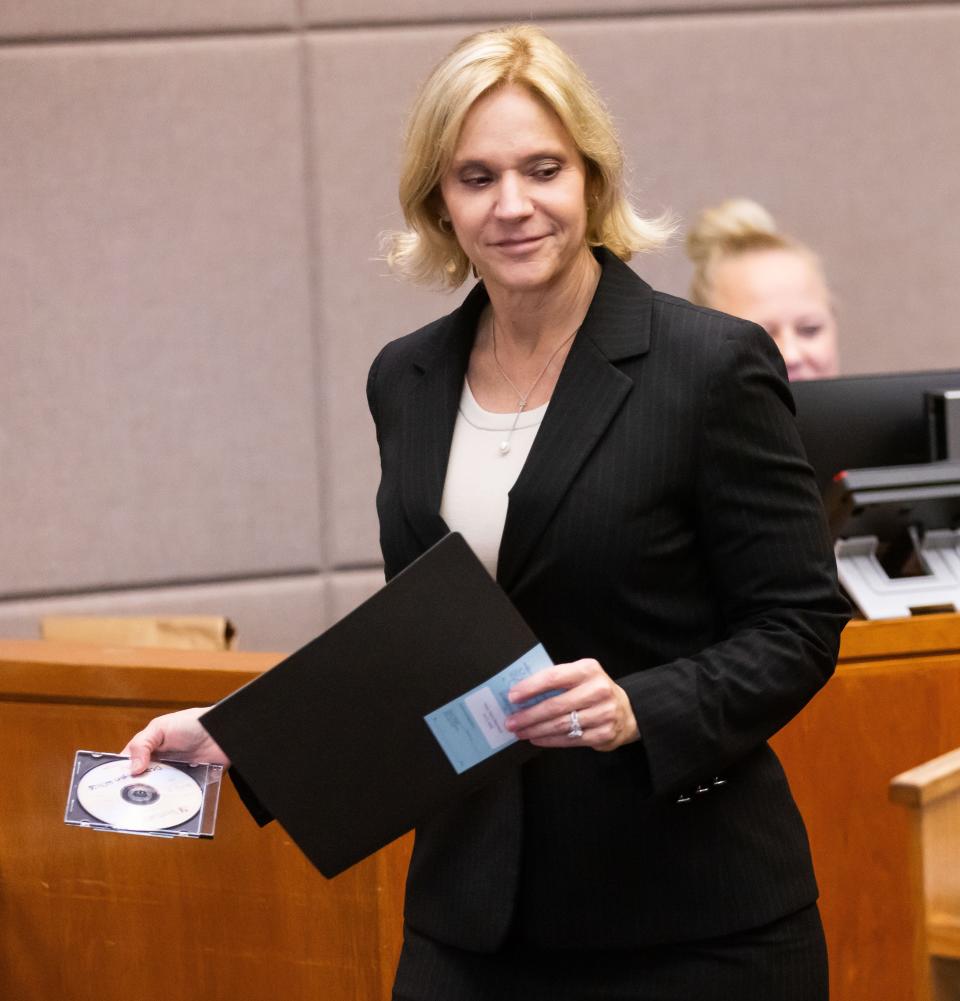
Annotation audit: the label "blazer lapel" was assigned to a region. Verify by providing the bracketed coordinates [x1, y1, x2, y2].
[497, 250, 653, 591]
[399, 285, 487, 552]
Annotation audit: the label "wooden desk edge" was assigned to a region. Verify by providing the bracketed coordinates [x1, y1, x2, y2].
[890, 747, 960, 808]
[840, 613, 960, 662]
[0, 638, 282, 704]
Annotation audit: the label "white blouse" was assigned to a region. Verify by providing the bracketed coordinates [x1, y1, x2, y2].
[439, 381, 548, 578]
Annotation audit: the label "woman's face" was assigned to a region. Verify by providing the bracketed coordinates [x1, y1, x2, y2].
[708, 249, 840, 381]
[439, 84, 592, 299]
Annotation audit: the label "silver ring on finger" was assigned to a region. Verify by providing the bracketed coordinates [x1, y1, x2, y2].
[567, 709, 584, 739]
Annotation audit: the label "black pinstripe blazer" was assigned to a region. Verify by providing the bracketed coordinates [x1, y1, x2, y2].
[366, 247, 850, 952]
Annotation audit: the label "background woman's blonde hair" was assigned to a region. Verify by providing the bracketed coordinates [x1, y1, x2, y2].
[384, 24, 673, 289]
[686, 197, 825, 306]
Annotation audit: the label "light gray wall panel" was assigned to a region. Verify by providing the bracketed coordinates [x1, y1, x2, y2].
[0, 1, 297, 40]
[307, 0, 927, 26]
[546, 9, 960, 376]
[0, 574, 326, 653]
[307, 30, 467, 569]
[5, 7, 957, 612]
[0, 38, 321, 597]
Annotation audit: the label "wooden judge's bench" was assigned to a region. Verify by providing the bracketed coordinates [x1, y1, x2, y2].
[3, 616, 960, 1001]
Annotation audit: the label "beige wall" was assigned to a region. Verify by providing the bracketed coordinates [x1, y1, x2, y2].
[2, 3, 958, 650]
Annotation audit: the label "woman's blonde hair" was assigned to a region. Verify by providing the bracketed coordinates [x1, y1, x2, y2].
[384, 24, 672, 289]
[686, 197, 825, 306]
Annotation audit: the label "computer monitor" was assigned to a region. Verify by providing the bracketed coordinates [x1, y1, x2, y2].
[791, 369, 960, 494]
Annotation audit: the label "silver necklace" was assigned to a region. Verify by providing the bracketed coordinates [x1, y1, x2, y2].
[491, 320, 578, 456]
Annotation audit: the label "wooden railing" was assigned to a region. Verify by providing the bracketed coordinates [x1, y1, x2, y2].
[5, 614, 960, 1000]
[0, 639, 409, 1001]
[891, 745, 960, 1000]
[769, 613, 960, 1001]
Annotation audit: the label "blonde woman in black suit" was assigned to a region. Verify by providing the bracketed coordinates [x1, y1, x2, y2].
[125, 25, 849, 1000]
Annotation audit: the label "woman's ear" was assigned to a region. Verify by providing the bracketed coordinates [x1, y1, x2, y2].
[429, 191, 451, 231]
[584, 165, 602, 211]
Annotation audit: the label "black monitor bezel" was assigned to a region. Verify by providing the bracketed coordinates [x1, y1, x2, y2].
[791, 368, 960, 495]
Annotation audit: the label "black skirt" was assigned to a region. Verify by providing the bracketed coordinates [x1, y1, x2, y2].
[392, 903, 828, 1001]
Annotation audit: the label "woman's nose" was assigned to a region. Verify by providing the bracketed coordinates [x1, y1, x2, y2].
[494, 173, 533, 219]
[775, 327, 803, 370]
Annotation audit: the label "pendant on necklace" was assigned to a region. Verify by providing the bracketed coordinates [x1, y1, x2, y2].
[498, 399, 525, 457]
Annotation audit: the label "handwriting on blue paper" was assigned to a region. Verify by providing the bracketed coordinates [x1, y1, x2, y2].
[424, 644, 557, 774]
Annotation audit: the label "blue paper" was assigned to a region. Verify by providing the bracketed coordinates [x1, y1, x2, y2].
[424, 643, 558, 774]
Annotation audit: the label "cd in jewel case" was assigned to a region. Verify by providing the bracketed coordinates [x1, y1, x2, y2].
[64, 750, 223, 839]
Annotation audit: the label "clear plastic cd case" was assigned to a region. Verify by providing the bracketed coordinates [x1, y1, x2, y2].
[64, 750, 223, 839]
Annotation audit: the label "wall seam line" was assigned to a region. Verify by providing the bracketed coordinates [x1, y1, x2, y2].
[294, 31, 333, 588]
[0, 1, 956, 50]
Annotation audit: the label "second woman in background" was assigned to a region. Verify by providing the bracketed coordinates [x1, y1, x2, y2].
[687, 197, 840, 380]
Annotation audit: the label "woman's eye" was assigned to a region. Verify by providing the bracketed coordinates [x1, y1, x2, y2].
[797, 325, 823, 338]
[462, 174, 491, 187]
[533, 163, 561, 180]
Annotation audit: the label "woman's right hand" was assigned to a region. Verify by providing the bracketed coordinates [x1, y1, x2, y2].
[121, 707, 231, 775]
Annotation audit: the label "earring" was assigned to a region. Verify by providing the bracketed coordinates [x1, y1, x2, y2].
[438, 216, 452, 233]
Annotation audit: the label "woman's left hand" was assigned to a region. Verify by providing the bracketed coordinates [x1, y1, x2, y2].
[505, 658, 640, 751]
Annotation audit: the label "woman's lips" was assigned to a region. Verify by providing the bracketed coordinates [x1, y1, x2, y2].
[494, 235, 547, 254]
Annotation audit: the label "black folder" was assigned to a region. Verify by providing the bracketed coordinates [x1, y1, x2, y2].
[200, 533, 546, 878]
